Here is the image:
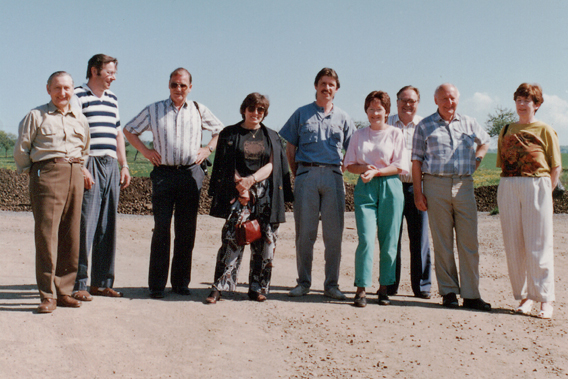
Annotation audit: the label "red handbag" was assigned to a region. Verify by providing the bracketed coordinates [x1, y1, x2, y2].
[235, 218, 262, 246]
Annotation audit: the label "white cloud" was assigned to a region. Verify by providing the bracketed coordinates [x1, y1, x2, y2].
[541, 94, 568, 130]
[467, 92, 496, 113]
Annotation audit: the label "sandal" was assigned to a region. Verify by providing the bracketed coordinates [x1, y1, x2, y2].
[537, 302, 553, 319]
[515, 299, 533, 315]
[72, 290, 93, 302]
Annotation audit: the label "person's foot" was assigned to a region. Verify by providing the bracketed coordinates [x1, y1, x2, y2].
[149, 290, 165, 299]
[206, 289, 221, 304]
[248, 290, 267, 302]
[172, 287, 191, 296]
[415, 292, 431, 299]
[37, 298, 57, 313]
[442, 293, 459, 308]
[353, 293, 367, 308]
[377, 291, 391, 306]
[288, 285, 310, 297]
[324, 287, 347, 300]
[72, 290, 93, 301]
[515, 299, 533, 315]
[386, 286, 398, 296]
[538, 302, 553, 319]
[462, 298, 491, 312]
[57, 295, 82, 308]
[90, 287, 123, 298]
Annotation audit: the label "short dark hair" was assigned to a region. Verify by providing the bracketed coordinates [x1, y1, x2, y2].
[47, 71, 72, 87]
[314, 67, 340, 89]
[86, 54, 118, 79]
[364, 91, 391, 122]
[514, 83, 544, 111]
[169, 68, 192, 84]
[397, 85, 420, 102]
[240, 93, 270, 120]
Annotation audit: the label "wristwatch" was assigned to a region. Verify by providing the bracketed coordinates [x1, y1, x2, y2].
[208, 145, 214, 152]
[475, 156, 483, 162]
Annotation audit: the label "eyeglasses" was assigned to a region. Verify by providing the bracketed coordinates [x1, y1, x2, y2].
[170, 83, 188, 89]
[398, 98, 417, 105]
[247, 106, 266, 114]
[100, 69, 117, 77]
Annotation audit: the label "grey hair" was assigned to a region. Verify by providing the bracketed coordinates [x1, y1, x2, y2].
[435, 83, 460, 98]
[47, 71, 73, 87]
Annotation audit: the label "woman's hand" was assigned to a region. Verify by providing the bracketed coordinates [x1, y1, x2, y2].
[235, 175, 255, 193]
[361, 166, 379, 183]
[238, 190, 250, 206]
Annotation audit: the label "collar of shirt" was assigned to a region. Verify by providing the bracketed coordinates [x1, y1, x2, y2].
[166, 97, 190, 111]
[47, 101, 81, 118]
[312, 101, 334, 117]
[80, 83, 112, 98]
[390, 114, 422, 128]
[435, 111, 462, 125]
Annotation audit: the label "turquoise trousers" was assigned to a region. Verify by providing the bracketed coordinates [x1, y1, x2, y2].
[354, 175, 404, 288]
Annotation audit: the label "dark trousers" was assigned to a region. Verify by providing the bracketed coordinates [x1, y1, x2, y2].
[387, 182, 432, 296]
[148, 165, 204, 291]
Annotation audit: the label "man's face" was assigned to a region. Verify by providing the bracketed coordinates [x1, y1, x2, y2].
[314, 75, 338, 103]
[47, 75, 74, 111]
[169, 72, 192, 106]
[93, 62, 117, 90]
[397, 89, 419, 118]
[434, 85, 459, 121]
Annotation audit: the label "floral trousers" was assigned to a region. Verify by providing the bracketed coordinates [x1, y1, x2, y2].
[212, 201, 279, 295]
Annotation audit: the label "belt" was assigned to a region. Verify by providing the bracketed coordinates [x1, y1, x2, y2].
[158, 163, 197, 170]
[299, 162, 340, 168]
[45, 157, 82, 164]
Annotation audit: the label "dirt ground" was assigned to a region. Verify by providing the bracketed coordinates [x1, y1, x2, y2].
[1, 210, 568, 379]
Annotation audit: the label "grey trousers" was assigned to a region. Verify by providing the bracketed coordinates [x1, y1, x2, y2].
[423, 174, 480, 299]
[75, 156, 120, 291]
[293, 165, 345, 291]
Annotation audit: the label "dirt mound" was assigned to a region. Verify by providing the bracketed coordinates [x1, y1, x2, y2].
[1, 168, 566, 215]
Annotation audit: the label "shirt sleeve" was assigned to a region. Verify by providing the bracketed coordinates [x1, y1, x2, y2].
[14, 111, 38, 174]
[124, 106, 151, 135]
[343, 116, 356, 151]
[390, 128, 409, 175]
[411, 121, 426, 162]
[343, 130, 360, 167]
[197, 103, 224, 135]
[472, 118, 491, 145]
[544, 125, 562, 169]
[279, 110, 300, 146]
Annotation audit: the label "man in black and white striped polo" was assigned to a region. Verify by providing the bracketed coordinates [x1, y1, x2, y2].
[71, 54, 131, 301]
[124, 68, 224, 299]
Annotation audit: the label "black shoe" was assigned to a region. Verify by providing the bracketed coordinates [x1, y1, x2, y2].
[386, 286, 398, 296]
[353, 293, 367, 308]
[150, 290, 165, 299]
[415, 292, 431, 299]
[172, 287, 191, 296]
[463, 298, 491, 312]
[442, 293, 459, 308]
[248, 290, 267, 302]
[206, 289, 221, 304]
[377, 292, 391, 306]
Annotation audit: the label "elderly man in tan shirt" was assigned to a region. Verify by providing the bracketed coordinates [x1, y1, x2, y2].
[14, 71, 90, 313]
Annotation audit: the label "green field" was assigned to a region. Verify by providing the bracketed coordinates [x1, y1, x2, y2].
[4, 150, 568, 189]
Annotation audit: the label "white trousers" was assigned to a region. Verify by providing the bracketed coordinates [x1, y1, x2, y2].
[497, 177, 555, 302]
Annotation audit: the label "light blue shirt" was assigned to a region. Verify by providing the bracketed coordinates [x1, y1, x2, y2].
[412, 112, 490, 176]
[280, 102, 355, 165]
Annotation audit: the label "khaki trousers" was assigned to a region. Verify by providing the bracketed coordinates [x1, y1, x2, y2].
[30, 160, 84, 300]
[423, 174, 480, 299]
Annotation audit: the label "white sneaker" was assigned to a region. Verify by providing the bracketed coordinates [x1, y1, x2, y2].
[324, 287, 347, 300]
[288, 285, 310, 297]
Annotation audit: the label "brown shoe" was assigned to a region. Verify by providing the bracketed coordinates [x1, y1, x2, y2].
[90, 287, 123, 298]
[72, 290, 93, 301]
[206, 289, 221, 304]
[57, 295, 82, 308]
[37, 298, 57, 313]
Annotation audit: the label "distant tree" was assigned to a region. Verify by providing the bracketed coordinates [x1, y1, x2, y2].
[0, 131, 16, 158]
[485, 106, 517, 138]
[354, 121, 369, 129]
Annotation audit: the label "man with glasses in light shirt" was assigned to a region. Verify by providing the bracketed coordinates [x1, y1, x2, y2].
[386, 86, 432, 299]
[124, 68, 223, 299]
[71, 54, 131, 301]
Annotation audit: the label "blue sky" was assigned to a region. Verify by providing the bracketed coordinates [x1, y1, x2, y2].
[1, 0, 568, 145]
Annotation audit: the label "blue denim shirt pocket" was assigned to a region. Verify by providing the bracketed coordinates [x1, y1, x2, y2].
[327, 126, 343, 148]
[299, 121, 319, 146]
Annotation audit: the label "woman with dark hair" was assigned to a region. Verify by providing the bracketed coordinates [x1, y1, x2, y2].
[497, 83, 561, 319]
[344, 91, 408, 307]
[206, 93, 293, 304]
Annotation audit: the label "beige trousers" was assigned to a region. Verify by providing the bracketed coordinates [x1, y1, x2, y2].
[423, 174, 480, 299]
[30, 160, 84, 300]
[497, 177, 554, 302]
